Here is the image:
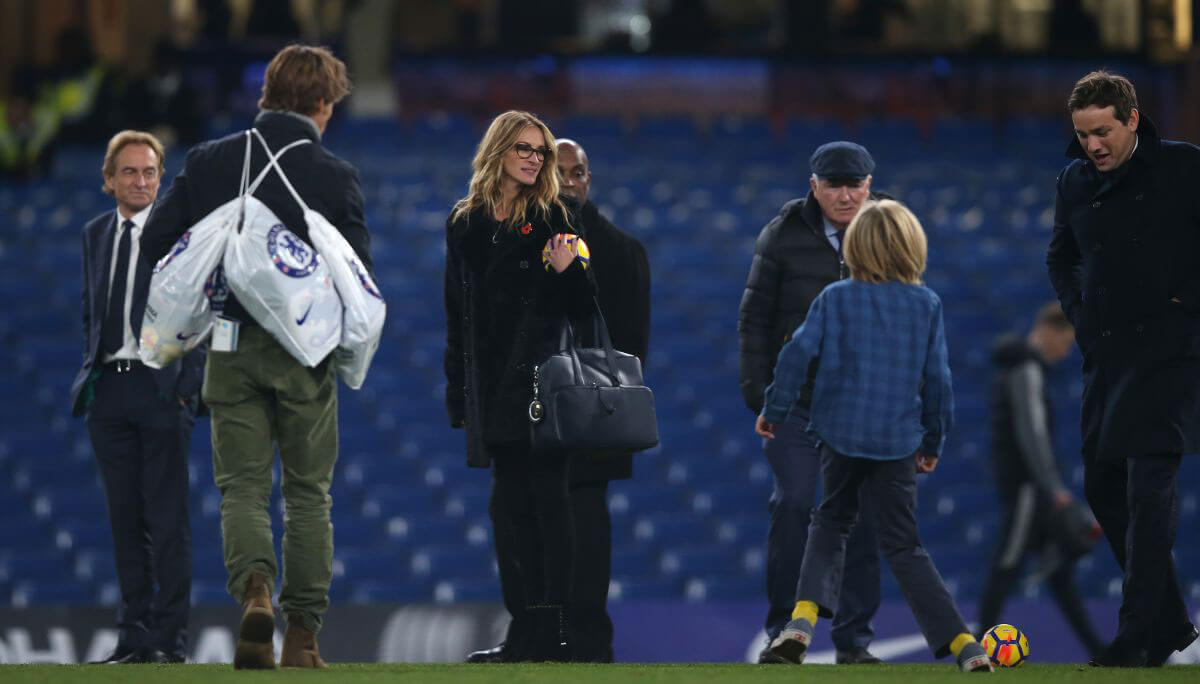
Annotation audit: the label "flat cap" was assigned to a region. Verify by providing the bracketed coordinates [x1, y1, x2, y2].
[809, 141, 875, 179]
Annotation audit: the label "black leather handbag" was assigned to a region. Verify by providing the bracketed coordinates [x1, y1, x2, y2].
[528, 298, 659, 452]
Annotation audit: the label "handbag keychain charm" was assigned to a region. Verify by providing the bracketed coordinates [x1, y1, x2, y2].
[528, 364, 544, 423]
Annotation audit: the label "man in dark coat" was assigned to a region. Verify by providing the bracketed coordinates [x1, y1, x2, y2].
[737, 142, 883, 664]
[1046, 70, 1200, 667]
[557, 138, 650, 662]
[72, 130, 205, 665]
[464, 138, 651, 663]
[143, 45, 371, 670]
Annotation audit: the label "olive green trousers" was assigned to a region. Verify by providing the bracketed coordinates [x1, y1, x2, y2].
[203, 325, 338, 633]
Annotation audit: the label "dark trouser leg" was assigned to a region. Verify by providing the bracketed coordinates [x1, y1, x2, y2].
[1046, 560, 1104, 656]
[529, 449, 573, 606]
[88, 369, 153, 652]
[977, 485, 1034, 636]
[864, 453, 969, 658]
[1083, 451, 1190, 651]
[135, 385, 193, 656]
[1114, 454, 1185, 650]
[795, 446, 869, 621]
[763, 412, 822, 640]
[831, 488, 880, 652]
[490, 457, 529, 651]
[1082, 450, 1129, 627]
[570, 479, 614, 662]
[491, 445, 574, 660]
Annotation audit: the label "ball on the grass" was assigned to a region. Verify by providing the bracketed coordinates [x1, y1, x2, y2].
[981, 624, 1029, 668]
[542, 235, 590, 271]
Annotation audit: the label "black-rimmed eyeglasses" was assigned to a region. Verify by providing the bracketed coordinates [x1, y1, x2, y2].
[513, 143, 549, 162]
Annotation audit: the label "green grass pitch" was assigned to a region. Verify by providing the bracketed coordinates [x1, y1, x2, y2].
[1, 663, 1198, 683]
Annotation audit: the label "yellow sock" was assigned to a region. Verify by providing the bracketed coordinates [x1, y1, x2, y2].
[949, 633, 976, 658]
[791, 600, 819, 625]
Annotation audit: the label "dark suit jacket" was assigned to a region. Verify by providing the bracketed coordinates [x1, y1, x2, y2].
[1046, 115, 1200, 462]
[573, 200, 652, 483]
[70, 209, 207, 417]
[141, 110, 372, 326]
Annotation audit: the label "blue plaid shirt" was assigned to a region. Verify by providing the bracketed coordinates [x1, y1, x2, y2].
[761, 279, 954, 459]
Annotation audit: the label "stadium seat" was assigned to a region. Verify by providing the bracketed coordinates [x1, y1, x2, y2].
[3, 114, 1196, 607]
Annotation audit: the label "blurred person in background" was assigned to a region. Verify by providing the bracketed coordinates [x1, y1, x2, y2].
[71, 130, 205, 664]
[466, 138, 650, 663]
[738, 141, 884, 665]
[0, 78, 56, 180]
[445, 111, 594, 662]
[1047, 70, 1200, 667]
[143, 44, 370, 670]
[977, 302, 1103, 658]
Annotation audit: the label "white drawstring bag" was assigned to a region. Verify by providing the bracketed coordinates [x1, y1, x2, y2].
[308, 219, 385, 389]
[139, 132, 255, 368]
[223, 130, 343, 367]
[250, 131, 386, 389]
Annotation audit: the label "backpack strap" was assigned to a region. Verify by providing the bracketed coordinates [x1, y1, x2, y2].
[238, 130, 253, 196]
[236, 130, 253, 218]
[247, 128, 313, 212]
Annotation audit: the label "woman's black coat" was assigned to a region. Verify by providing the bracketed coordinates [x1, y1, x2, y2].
[444, 202, 593, 468]
[1046, 115, 1200, 463]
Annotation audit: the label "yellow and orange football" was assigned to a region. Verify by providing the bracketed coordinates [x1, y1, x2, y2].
[542, 235, 590, 271]
[981, 624, 1029, 668]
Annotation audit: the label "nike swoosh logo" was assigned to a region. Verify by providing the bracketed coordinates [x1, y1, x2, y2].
[176, 332, 198, 341]
[296, 303, 314, 325]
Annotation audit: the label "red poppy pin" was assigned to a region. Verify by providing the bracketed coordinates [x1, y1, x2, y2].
[519, 223, 533, 235]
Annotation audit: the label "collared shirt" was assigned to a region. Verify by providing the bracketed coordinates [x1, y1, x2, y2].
[822, 216, 842, 253]
[761, 279, 954, 459]
[104, 204, 152, 363]
[269, 109, 322, 140]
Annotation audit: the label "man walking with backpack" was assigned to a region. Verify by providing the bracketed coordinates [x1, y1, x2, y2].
[142, 44, 371, 670]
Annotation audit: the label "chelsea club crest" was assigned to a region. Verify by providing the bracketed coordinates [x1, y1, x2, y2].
[267, 224, 319, 278]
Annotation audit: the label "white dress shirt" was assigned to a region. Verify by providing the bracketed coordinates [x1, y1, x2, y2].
[104, 204, 153, 363]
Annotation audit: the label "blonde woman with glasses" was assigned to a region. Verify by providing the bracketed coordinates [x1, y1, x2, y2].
[444, 110, 592, 662]
[755, 200, 994, 672]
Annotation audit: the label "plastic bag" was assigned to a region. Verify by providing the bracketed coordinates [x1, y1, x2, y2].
[307, 208, 385, 389]
[223, 196, 343, 367]
[139, 182, 245, 368]
[222, 131, 344, 367]
[242, 129, 382, 383]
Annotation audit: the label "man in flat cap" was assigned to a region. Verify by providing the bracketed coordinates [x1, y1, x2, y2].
[738, 141, 885, 664]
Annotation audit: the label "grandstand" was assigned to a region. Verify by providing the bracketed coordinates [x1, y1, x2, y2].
[2, 112, 1197, 612]
[3, 0, 1200, 667]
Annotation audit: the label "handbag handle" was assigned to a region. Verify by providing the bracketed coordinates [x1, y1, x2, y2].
[557, 297, 622, 385]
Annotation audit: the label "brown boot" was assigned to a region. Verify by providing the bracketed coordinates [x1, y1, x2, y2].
[280, 618, 328, 668]
[233, 571, 276, 670]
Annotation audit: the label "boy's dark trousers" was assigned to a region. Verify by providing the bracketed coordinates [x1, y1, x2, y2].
[764, 409, 880, 651]
[797, 445, 969, 658]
